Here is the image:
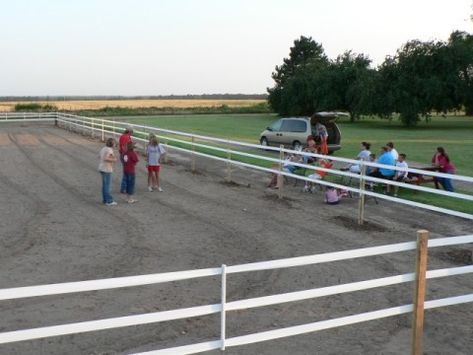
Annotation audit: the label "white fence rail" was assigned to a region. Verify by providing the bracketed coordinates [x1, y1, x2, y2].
[0, 111, 56, 123]
[53, 112, 473, 221]
[0, 232, 472, 354]
[1, 111, 472, 221]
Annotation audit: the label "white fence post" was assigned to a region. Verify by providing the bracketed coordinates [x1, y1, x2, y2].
[220, 264, 227, 351]
[101, 119, 105, 142]
[358, 163, 367, 225]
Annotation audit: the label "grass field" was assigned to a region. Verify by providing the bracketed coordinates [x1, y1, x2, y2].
[125, 113, 473, 214]
[127, 113, 473, 176]
[0, 99, 266, 112]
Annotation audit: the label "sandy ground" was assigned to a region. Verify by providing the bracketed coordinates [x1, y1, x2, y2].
[0, 123, 472, 355]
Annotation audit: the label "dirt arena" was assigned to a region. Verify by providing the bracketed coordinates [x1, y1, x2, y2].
[0, 123, 472, 355]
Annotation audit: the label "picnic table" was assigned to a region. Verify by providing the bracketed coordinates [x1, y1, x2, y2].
[407, 164, 440, 189]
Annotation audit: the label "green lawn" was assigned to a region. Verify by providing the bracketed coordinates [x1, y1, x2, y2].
[121, 113, 473, 214]
[125, 113, 473, 176]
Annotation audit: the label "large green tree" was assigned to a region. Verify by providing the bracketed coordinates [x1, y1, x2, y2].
[376, 39, 457, 125]
[327, 51, 375, 121]
[268, 36, 328, 115]
[448, 31, 473, 115]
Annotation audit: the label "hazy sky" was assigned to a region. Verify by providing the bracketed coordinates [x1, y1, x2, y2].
[1, 0, 471, 96]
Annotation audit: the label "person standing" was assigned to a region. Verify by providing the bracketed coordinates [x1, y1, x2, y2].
[119, 127, 134, 193]
[98, 138, 117, 206]
[146, 136, 166, 192]
[432, 147, 456, 192]
[123, 142, 140, 203]
[315, 121, 329, 155]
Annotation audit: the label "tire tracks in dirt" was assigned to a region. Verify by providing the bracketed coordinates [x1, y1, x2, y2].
[40, 128, 280, 298]
[7, 132, 147, 279]
[0, 169, 50, 259]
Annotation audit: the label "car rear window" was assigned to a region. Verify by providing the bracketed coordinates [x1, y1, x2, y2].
[281, 120, 307, 132]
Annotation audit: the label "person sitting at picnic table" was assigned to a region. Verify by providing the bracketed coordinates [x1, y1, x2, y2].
[342, 141, 371, 173]
[368, 146, 396, 193]
[366, 153, 376, 175]
[432, 147, 456, 192]
[303, 159, 332, 193]
[267, 153, 302, 188]
[302, 136, 319, 164]
[386, 142, 399, 161]
[393, 153, 408, 197]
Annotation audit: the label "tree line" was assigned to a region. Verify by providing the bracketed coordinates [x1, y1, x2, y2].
[268, 32, 473, 125]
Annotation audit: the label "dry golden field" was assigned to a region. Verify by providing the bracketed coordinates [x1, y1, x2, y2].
[0, 99, 265, 111]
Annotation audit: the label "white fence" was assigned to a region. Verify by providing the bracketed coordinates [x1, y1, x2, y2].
[1, 111, 472, 221]
[1, 112, 472, 353]
[0, 111, 57, 122]
[0, 231, 472, 354]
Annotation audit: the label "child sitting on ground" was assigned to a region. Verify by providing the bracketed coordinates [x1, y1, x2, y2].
[325, 186, 341, 205]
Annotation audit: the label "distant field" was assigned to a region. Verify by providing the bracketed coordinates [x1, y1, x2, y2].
[0, 99, 266, 111]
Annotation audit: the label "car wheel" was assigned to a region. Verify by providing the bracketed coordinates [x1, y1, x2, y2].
[292, 141, 302, 151]
[260, 137, 269, 147]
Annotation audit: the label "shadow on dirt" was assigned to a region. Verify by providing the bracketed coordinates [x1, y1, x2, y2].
[331, 215, 389, 232]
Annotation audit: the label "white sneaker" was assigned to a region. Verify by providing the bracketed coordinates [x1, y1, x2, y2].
[302, 186, 309, 193]
[148, 186, 153, 192]
[157, 187, 163, 192]
[127, 199, 137, 204]
[105, 201, 118, 206]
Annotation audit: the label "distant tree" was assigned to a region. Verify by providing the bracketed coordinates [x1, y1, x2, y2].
[375, 39, 457, 125]
[447, 31, 473, 115]
[268, 36, 328, 115]
[327, 51, 375, 121]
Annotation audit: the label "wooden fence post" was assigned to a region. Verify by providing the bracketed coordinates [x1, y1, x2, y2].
[226, 147, 232, 182]
[191, 135, 196, 173]
[358, 163, 366, 225]
[277, 144, 284, 199]
[412, 229, 429, 355]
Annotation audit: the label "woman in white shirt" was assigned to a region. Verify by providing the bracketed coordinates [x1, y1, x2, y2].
[98, 138, 118, 206]
[349, 142, 371, 173]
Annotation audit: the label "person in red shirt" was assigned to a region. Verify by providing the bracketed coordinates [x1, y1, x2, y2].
[119, 127, 133, 193]
[123, 142, 139, 203]
[432, 147, 456, 192]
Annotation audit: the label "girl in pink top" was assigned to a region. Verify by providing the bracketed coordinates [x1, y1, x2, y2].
[432, 147, 455, 192]
[325, 187, 340, 205]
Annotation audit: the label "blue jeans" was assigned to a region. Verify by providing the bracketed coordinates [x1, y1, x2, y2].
[438, 174, 454, 192]
[100, 172, 113, 204]
[120, 154, 127, 193]
[124, 173, 136, 195]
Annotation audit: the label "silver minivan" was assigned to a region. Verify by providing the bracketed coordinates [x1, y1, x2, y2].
[259, 112, 342, 152]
